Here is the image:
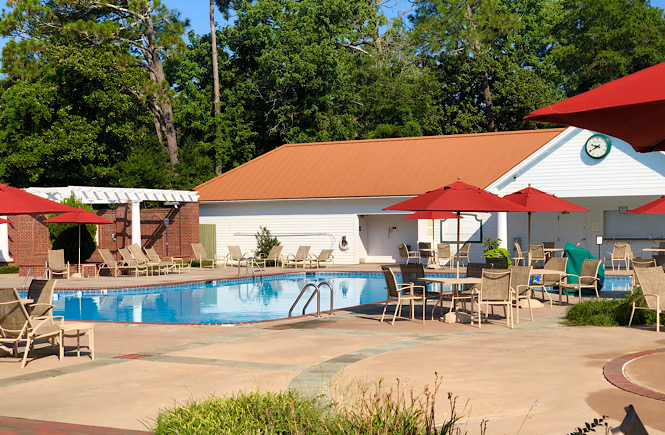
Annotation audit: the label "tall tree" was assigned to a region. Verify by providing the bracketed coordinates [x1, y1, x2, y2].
[0, 0, 186, 168]
[210, 0, 220, 117]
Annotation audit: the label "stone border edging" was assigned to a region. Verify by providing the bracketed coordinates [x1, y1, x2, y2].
[603, 347, 665, 401]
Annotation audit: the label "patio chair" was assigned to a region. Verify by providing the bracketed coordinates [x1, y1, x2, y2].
[118, 247, 149, 276]
[512, 242, 525, 266]
[630, 267, 665, 332]
[418, 242, 434, 265]
[46, 249, 69, 279]
[226, 245, 249, 268]
[529, 243, 546, 268]
[457, 242, 471, 267]
[542, 241, 555, 260]
[399, 263, 445, 320]
[632, 257, 656, 269]
[452, 262, 487, 312]
[144, 247, 180, 274]
[532, 257, 567, 307]
[472, 269, 513, 329]
[509, 265, 533, 323]
[191, 243, 216, 268]
[380, 266, 426, 325]
[128, 244, 161, 275]
[397, 244, 420, 264]
[283, 246, 311, 268]
[257, 245, 284, 267]
[26, 279, 57, 318]
[560, 259, 602, 303]
[0, 287, 62, 368]
[436, 244, 454, 269]
[308, 249, 334, 268]
[605, 243, 630, 270]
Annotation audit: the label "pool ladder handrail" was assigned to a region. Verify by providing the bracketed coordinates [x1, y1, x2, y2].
[239, 256, 263, 278]
[22, 266, 47, 290]
[288, 282, 333, 318]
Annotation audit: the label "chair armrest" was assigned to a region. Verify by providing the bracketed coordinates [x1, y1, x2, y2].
[257, 253, 267, 259]
[396, 283, 414, 294]
[578, 275, 599, 282]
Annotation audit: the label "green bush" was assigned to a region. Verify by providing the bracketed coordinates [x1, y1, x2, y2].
[563, 288, 662, 327]
[47, 193, 98, 264]
[254, 226, 280, 259]
[0, 265, 19, 274]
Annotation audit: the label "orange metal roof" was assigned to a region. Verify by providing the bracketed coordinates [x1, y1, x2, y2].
[196, 129, 566, 201]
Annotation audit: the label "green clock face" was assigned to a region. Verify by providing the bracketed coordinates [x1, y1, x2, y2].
[584, 134, 611, 159]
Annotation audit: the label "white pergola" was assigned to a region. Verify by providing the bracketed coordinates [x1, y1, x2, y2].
[0, 186, 199, 262]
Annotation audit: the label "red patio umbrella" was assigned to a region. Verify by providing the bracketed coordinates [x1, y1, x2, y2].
[403, 211, 459, 255]
[0, 217, 10, 224]
[0, 183, 77, 215]
[524, 62, 665, 153]
[627, 196, 665, 214]
[385, 180, 528, 277]
[44, 208, 113, 278]
[502, 186, 589, 248]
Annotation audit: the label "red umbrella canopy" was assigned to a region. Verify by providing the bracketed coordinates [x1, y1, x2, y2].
[403, 211, 459, 220]
[0, 183, 77, 215]
[524, 62, 665, 153]
[44, 208, 113, 225]
[502, 186, 589, 212]
[0, 217, 10, 224]
[628, 196, 665, 214]
[384, 180, 528, 213]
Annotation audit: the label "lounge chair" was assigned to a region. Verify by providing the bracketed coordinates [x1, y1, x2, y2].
[308, 249, 334, 268]
[283, 246, 311, 268]
[605, 243, 630, 270]
[512, 242, 525, 266]
[98, 248, 137, 277]
[0, 287, 63, 368]
[632, 257, 656, 269]
[399, 263, 445, 319]
[560, 259, 602, 302]
[435, 244, 455, 269]
[118, 247, 149, 276]
[509, 265, 533, 323]
[472, 269, 513, 329]
[630, 267, 665, 332]
[145, 247, 186, 274]
[128, 244, 162, 275]
[380, 266, 426, 325]
[26, 279, 57, 318]
[529, 243, 546, 268]
[257, 245, 284, 267]
[191, 243, 216, 268]
[226, 245, 249, 268]
[46, 249, 69, 279]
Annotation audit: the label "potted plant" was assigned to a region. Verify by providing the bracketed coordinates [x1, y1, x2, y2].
[482, 237, 512, 269]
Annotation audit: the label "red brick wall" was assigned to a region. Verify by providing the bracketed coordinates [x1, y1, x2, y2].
[9, 202, 200, 276]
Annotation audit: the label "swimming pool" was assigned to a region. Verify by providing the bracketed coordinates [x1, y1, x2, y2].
[45, 272, 634, 324]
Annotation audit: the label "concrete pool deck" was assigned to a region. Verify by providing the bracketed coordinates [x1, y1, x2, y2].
[0, 264, 663, 434]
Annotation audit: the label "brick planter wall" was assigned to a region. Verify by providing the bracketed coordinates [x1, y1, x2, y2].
[7, 202, 200, 276]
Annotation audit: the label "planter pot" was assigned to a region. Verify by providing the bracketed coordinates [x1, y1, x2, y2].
[485, 257, 509, 269]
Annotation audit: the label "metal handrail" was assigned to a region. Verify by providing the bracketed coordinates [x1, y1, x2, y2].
[238, 256, 263, 278]
[22, 266, 38, 290]
[288, 282, 333, 317]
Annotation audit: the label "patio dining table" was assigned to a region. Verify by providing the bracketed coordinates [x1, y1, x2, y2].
[420, 276, 482, 321]
[530, 268, 568, 305]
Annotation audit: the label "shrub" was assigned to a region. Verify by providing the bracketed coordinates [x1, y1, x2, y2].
[254, 226, 280, 258]
[0, 265, 19, 274]
[563, 287, 662, 327]
[47, 193, 98, 264]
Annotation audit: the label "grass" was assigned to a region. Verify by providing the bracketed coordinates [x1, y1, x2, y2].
[151, 374, 476, 434]
[562, 287, 661, 327]
[0, 265, 19, 274]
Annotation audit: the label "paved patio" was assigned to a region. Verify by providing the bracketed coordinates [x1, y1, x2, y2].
[1, 265, 664, 434]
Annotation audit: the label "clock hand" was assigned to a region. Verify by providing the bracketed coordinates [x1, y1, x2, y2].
[592, 144, 601, 149]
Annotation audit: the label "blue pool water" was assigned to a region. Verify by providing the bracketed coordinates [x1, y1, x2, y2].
[45, 272, 634, 324]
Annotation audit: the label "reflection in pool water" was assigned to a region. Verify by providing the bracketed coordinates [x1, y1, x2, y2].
[48, 273, 634, 324]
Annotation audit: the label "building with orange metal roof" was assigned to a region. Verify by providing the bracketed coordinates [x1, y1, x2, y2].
[197, 127, 665, 264]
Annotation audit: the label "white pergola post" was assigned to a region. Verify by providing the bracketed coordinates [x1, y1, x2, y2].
[497, 212, 508, 249]
[131, 200, 141, 246]
[0, 217, 11, 262]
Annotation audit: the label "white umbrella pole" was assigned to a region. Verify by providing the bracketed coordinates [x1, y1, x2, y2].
[78, 223, 81, 275]
[528, 212, 532, 249]
[456, 212, 461, 278]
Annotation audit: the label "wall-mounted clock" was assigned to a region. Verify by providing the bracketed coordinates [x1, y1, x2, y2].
[584, 134, 612, 160]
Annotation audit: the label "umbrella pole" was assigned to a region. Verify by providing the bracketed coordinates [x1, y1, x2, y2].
[78, 223, 82, 275]
[456, 212, 461, 278]
[527, 212, 532, 251]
